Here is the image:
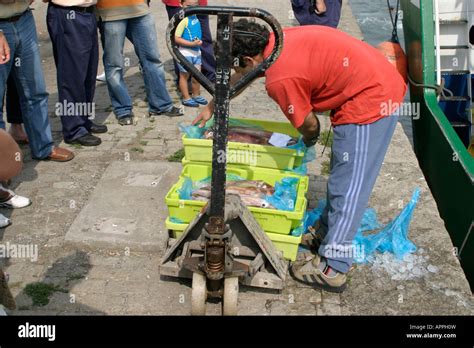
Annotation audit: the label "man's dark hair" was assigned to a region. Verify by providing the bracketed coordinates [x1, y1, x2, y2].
[232, 19, 270, 67]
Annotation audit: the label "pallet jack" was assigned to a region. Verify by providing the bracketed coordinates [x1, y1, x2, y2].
[160, 6, 286, 315]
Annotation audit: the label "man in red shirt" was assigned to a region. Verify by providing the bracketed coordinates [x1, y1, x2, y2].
[194, 20, 407, 293]
[161, 0, 215, 82]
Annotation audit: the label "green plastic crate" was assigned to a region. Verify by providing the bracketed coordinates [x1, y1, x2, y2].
[182, 117, 305, 170]
[165, 217, 302, 261]
[165, 163, 308, 235]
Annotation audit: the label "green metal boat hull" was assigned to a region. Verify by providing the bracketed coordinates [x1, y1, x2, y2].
[401, 0, 474, 290]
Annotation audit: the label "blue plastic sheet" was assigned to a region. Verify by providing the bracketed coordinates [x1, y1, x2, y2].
[266, 177, 298, 211]
[178, 175, 299, 212]
[178, 177, 194, 200]
[170, 217, 185, 224]
[292, 199, 326, 236]
[178, 123, 207, 139]
[295, 189, 421, 261]
[286, 137, 317, 175]
[354, 189, 420, 262]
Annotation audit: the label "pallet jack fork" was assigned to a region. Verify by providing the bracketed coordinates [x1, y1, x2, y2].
[160, 6, 286, 316]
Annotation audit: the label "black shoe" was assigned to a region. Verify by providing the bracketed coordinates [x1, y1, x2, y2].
[65, 134, 102, 147]
[90, 123, 108, 134]
[118, 115, 134, 126]
[149, 106, 184, 117]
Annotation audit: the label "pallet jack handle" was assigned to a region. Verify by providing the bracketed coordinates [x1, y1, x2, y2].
[166, 6, 284, 99]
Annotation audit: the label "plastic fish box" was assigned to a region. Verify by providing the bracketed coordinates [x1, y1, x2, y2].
[165, 163, 308, 235]
[165, 217, 302, 261]
[182, 117, 305, 170]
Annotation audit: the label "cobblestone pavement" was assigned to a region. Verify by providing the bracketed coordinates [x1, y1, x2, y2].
[1, 0, 473, 315]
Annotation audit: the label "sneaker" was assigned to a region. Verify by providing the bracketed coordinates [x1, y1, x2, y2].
[182, 98, 199, 108]
[118, 115, 134, 126]
[193, 96, 208, 105]
[96, 72, 106, 82]
[0, 213, 11, 228]
[0, 185, 31, 209]
[149, 106, 184, 117]
[290, 255, 347, 293]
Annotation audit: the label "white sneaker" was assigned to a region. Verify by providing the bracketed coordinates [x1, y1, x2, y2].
[0, 213, 11, 228]
[96, 72, 106, 82]
[0, 185, 31, 209]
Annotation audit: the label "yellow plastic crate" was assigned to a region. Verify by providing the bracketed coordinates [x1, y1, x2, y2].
[165, 217, 302, 261]
[182, 117, 305, 170]
[165, 163, 308, 235]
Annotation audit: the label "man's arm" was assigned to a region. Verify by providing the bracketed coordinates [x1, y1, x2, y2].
[298, 111, 321, 147]
[0, 31, 10, 65]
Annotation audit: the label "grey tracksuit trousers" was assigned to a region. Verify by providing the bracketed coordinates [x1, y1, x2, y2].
[318, 115, 398, 273]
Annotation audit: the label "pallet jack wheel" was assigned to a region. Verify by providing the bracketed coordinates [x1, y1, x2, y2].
[222, 277, 239, 316]
[191, 272, 207, 316]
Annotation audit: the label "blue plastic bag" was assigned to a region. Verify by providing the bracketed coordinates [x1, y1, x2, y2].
[170, 217, 185, 224]
[178, 177, 194, 200]
[286, 137, 317, 175]
[291, 199, 326, 236]
[266, 177, 298, 211]
[296, 189, 420, 262]
[353, 188, 420, 263]
[178, 123, 207, 139]
[288, 137, 317, 162]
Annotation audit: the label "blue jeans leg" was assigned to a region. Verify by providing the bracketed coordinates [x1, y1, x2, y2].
[126, 14, 173, 113]
[100, 19, 132, 118]
[318, 116, 398, 273]
[0, 11, 53, 159]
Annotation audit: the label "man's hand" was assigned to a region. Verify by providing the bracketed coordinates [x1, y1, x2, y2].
[298, 112, 321, 147]
[192, 100, 214, 128]
[0, 32, 11, 65]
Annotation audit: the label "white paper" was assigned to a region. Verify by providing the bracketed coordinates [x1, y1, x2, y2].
[268, 132, 293, 148]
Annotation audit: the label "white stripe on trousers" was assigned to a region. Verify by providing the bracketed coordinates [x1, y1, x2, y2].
[333, 125, 370, 243]
[337, 125, 370, 243]
[329, 126, 362, 242]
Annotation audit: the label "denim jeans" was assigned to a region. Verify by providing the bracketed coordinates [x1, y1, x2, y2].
[0, 10, 53, 159]
[99, 14, 173, 118]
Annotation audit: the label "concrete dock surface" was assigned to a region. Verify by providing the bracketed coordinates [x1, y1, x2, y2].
[1, 0, 472, 315]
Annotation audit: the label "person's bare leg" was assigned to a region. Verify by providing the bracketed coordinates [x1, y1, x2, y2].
[8, 124, 28, 143]
[179, 72, 191, 100]
[315, 0, 327, 14]
[191, 77, 200, 98]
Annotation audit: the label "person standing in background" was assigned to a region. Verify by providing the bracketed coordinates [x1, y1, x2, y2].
[175, 0, 208, 108]
[162, 0, 215, 83]
[0, 0, 74, 161]
[291, 0, 342, 28]
[45, 0, 109, 147]
[97, 0, 183, 126]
